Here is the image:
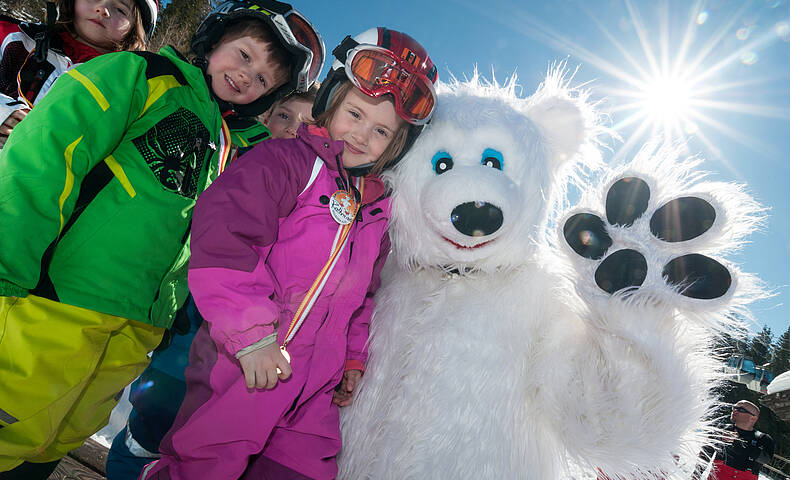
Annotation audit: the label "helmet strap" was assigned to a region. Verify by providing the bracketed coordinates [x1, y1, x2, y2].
[191, 56, 207, 75]
[33, 2, 57, 63]
[312, 67, 346, 120]
[345, 163, 374, 177]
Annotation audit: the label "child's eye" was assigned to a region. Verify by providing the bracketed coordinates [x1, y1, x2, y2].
[240, 50, 249, 61]
[116, 8, 128, 16]
[376, 128, 389, 138]
[277, 112, 289, 120]
[349, 110, 360, 119]
[257, 74, 266, 87]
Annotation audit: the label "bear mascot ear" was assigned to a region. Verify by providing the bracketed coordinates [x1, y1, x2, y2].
[525, 69, 596, 168]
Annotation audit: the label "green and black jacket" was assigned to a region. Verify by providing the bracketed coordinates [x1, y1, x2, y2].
[0, 46, 270, 328]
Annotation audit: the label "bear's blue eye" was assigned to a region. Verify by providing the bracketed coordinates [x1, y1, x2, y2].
[481, 148, 503, 170]
[432, 151, 453, 175]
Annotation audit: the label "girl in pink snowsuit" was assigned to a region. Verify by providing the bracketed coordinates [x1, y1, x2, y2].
[141, 27, 438, 480]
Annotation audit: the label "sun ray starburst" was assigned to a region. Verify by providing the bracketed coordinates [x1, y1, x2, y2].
[467, 0, 789, 169]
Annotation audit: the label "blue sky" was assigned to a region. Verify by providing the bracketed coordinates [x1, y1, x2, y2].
[298, 0, 789, 340]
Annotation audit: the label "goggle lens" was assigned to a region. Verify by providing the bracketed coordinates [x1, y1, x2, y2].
[348, 48, 435, 124]
[285, 13, 324, 85]
[402, 76, 435, 121]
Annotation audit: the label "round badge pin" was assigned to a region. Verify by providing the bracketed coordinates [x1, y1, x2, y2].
[329, 190, 357, 225]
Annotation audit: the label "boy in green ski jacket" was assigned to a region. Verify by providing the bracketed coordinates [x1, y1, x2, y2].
[0, 1, 324, 477]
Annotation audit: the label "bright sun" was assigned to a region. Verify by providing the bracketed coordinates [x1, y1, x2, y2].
[603, 62, 705, 153]
[641, 75, 693, 124]
[498, 1, 787, 165]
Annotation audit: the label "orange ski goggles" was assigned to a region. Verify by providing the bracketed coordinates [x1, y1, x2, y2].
[345, 45, 437, 125]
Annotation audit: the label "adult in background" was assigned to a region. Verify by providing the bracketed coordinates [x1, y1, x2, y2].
[706, 400, 775, 480]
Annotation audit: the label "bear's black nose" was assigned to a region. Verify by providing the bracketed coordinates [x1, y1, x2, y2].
[451, 202, 503, 237]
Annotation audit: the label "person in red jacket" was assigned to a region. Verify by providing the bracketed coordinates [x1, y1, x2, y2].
[0, 0, 157, 147]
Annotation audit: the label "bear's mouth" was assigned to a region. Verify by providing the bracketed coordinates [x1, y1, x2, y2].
[442, 236, 496, 250]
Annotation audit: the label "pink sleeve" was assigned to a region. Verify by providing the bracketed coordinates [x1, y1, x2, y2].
[188, 258, 280, 356]
[188, 141, 312, 356]
[345, 233, 391, 369]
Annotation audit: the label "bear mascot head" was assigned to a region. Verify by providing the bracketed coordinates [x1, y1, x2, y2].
[383, 69, 601, 275]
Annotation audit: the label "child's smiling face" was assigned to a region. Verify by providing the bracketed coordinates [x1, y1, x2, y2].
[327, 87, 403, 168]
[206, 36, 288, 106]
[72, 0, 134, 52]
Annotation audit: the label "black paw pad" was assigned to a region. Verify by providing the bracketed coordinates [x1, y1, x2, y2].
[566, 175, 730, 299]
[663, 254, 731, 299]
[606, 177, 650, 226]
[595, 249, 647, 293]
[650, 197, 716, 242]
[563, 213, 612, 260]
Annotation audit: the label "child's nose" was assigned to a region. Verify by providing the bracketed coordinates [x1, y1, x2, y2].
[238, 71, 251, 86]
[351, 128, 368, 146]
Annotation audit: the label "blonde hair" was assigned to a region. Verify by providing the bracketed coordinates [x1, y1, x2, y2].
[315, 81, 408, 175]
[56, 0, 148, 51]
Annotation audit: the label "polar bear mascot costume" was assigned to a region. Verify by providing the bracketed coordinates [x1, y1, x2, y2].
[337, 70, 765, 480]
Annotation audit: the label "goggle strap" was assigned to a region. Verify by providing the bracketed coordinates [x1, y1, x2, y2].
[256, 0, 291, 15]
[345, 162, 375, 177]
[332, 35, 359, 64]
[45, 1, 57, 28]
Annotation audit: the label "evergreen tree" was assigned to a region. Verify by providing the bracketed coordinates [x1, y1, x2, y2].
[733, 324, 750, 355]
[716, 330, 743, 357]
[772, 325, 790, 375]
[748, 325, 773, 367]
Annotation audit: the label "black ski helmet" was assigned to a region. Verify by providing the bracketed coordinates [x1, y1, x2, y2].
[313, 27, 438, 176]
[191, 0, 324, 117]
[136, 0, 159, 39]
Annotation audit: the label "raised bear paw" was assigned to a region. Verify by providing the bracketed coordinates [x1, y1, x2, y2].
[562, 176, 731, 300]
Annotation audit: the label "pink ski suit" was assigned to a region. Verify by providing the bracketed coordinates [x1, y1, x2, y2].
[144, 124, 391, 480]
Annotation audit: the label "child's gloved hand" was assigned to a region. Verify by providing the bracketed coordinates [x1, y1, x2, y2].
[332, 369, 362, 407]
[0, 109, 29, 147]
[238, 342, 291, 390]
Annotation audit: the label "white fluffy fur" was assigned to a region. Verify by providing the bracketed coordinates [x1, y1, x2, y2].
[337, 71, 765, 479]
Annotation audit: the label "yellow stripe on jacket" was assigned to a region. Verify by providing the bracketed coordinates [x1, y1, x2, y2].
[65, 70, 109, 111]
[57, 136, 82, 233]
[142, 75, 183, 116]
